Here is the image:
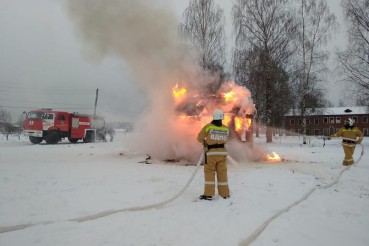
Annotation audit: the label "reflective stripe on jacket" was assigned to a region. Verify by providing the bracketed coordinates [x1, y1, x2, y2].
[330, 126, 364, 144]
[197, 123, 229, 155]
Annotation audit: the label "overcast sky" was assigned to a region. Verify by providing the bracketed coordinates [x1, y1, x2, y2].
[0, 0, 346, 122]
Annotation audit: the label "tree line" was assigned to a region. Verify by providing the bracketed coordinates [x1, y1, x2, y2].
[179, 0, 368, 143]
[0, 107, 24, 140]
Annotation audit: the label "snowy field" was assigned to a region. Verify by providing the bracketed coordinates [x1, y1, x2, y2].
[0, 133, 369, 246]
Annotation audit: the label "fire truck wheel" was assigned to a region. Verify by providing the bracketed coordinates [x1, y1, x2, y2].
[83, 131, 95, 143]
[68, 137, 78, 143]
[29, 136, 43, 144]
[46, 131, 60, 145]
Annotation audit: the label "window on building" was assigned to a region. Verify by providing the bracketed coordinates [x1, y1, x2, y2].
[323, 117, 328, 123]
[298, 119, 302, 125]
[290, 119, 295, 125]
[323, 129, 328, 136]
[314, 129, 320, 135]
[306, 119, 310, 125]
[336, 117, 341, 124]
[306, 129, 310, 135]
[353, 117, 358, 123]
[298, 129, 301, 134]
[364, 129, 368, 136]
[290, 129, 295, 133]
[329, 117, 334, 123]
[329, 127, 334, 135]
[314, 119, 319, 125]
[364, 116, 368, 123]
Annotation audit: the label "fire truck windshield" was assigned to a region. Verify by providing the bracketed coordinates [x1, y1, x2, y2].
[42, 114, 54, 120]
[27, 112, 44, 119]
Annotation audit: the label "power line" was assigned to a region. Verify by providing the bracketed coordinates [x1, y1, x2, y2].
[0, 106, 93, 110]
[99, 105, 141, 115]
[0, 98, 141, 115]
[1, 105, 140, 118]
[0, 85, 95, 92]
[99, 90, 139, 105]
[99, 106, 142, 115]
[0, 82, 96, 91]
[97, 108, 140, 118]
[0, 98, 93, 106]
[0, 89, 94, 94]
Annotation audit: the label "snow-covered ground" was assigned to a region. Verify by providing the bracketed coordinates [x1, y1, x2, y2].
[0, 133, 368, 246]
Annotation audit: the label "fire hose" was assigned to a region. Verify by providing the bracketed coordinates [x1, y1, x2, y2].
[239, 137, 365, 246]
[0, 152, 206, 233]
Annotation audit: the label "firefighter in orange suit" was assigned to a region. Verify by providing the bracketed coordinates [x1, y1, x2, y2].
[329, 118, 364, 166]
[197, 109, 230, 200]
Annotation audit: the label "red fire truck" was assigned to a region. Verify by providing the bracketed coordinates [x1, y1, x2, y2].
[23, 109, 106, 144]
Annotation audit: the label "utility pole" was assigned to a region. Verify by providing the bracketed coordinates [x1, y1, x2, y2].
[94, 88, 99, 115]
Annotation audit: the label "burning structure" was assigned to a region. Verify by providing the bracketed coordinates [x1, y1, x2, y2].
[172, 81, 256, 145]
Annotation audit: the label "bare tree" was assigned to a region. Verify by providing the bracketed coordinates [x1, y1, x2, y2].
[232, 0, 298, 143]
[17, 113, 26, 130]
[1, 123, 20, 141]
[338, 98, 345, 107]
[179, 0, 226, 78]
[0, 107, 15, 141]
[336, 0, 369, 107]
[0, 108, 12, 123]
[233, 47, 265, 137]
[296, 0, 337, 144]
[233, 47, 296, 137]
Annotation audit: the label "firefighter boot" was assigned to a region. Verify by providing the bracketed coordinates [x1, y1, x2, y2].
[199, 195, 212, 201]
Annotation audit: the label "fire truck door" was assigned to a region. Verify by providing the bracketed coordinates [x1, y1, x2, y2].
[72, 118, 79, 129]
[55, 113, 69, 132]
[42, 113, 55, 131]
[71, 118, 81, 138]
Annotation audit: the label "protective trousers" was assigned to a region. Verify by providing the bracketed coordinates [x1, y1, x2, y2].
[204, 155, 229, 197]
[342, 143, 356, 166]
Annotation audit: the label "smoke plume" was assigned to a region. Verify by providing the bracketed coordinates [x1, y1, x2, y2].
[66, 0, 263, 162]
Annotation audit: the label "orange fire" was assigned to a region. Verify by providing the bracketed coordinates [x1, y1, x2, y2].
[223, 91, 235, 101]
[196, 100, 205, 107]
[172, 81, 254, 140]
[224, 115, 231, 126]
[267, 152, 281, 161]
[173, 83, 187, 103]
[235, 117, 242, 130]
[234, 117, 252, 131]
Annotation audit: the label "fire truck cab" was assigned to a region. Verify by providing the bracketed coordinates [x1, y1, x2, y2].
[23, 109, 106, 144]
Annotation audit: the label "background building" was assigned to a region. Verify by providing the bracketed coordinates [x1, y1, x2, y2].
[285, 107, 369, 136]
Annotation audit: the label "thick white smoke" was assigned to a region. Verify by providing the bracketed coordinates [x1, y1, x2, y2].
[66, 0, 265, 162]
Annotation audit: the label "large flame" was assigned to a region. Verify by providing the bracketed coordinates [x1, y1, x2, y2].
[173, 83, 187, 103]
[223, 91, 235, 101]
[172, 81, 255, 139]
[267, 152, 281, 161]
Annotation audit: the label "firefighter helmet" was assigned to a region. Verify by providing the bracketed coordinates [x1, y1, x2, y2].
[213, 109, 224, 120]
[346, 118, 354, 126]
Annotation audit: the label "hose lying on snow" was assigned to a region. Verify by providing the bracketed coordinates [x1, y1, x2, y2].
[0, 153, 205, 233]
[239, 137, 364, 246]
[70, 152, 205, 222]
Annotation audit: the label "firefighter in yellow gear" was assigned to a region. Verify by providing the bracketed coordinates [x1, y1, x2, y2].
[329, 118, 364, 166]
[197, 109, 230, 201]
